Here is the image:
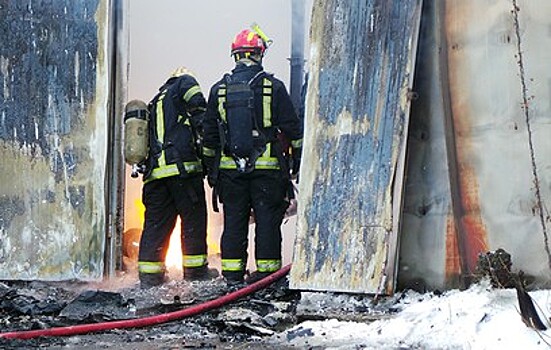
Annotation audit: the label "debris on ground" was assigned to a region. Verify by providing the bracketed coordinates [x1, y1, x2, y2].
[0, 271, 400, 349]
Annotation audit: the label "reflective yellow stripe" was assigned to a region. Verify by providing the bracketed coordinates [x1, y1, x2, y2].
[218, 86, 226, 122]
[291, 139, 303, 148]
[219, 157, 238, 169]
[254, 157, 280, 169]
[177, 115, 193, 126]
[183, 161, 202, 172]
[138, 261, 166, 274]
[219, 156, 280, 170]
[156, 91, 167, 167]
[221, 259, 245, 272]
[144, 161, 202, 183]
[183, 85, 202, 102]
[256, 259, 281, 272]
[203, 147, 216, 157]
[146, 164, 180, 182]
[263, 142, 271, 157]
[182, 254, 207, 268]
[262, 78, 272, 127]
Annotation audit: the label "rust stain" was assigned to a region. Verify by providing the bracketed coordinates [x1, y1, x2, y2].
[458, 164, 488, 274]
[460, 214, 489, 271]
[444, 212, 461, 280]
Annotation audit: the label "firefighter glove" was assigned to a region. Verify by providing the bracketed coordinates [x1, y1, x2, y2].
[202, 156, 216, 187]
[291, 147, 302, 177]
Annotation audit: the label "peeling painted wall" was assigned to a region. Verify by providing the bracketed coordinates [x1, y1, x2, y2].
[399, 0, 551, 290]
[290, 0, 422, 294]
[0, 0, 114, 280]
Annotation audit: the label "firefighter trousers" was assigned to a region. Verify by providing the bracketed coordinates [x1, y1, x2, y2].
[218, 170, 289, 279]
[138, 175, 207, 268]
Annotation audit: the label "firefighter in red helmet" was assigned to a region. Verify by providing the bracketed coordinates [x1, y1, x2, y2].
[203, 28, 303, 284]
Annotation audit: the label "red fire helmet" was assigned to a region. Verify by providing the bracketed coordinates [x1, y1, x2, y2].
[231, 29, 266, 56]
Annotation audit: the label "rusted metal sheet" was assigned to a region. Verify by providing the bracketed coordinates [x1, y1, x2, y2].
[398, 0, 461, 291]
[399, 0, 551, 290]
[0, 0, 118, 281]
[290, 0, 422, 294]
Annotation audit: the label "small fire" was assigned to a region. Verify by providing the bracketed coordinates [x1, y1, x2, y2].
[165, 219, 183, 270]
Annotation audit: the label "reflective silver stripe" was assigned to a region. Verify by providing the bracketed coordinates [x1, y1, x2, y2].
[183, 85, 202, 102]
[256, 259, 281, 272]
[218, 86, 226, 122]
[203, 147, 216, 157]
[138, 261, 166, 274]
[262, 78, 272, 127]
[291, 139, 303, 148]
[183, 254, 207, 268]
[221, 259, 245, 272]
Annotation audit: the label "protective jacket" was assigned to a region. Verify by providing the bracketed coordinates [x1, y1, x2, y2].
[144, 74, 206, 183]
[203, 62, 303, 281]
[137, 73, 209, 288]
[203, 63, 303, 174]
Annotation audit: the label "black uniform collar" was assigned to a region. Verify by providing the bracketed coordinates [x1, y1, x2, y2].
[232, 61, 264, 75]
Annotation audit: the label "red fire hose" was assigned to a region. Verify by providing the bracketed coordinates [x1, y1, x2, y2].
[0, 264, 292, 340]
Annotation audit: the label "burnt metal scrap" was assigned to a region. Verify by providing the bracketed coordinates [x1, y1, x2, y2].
[0, 276, 410, 349]
[0, 278, 298, 348]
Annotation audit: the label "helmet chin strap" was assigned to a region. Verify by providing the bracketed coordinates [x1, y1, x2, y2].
[234, 53, 262, 65]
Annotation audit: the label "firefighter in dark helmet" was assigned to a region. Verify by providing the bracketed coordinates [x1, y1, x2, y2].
[203, 28, 303, 284]
[138, 66, 217, 288]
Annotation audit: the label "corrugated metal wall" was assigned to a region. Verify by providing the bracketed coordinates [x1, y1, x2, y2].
[290, 0, 422, 294]
[400, 0, 551, 290]
[292, 0, 551, 294]
[0, 0, 125, 281]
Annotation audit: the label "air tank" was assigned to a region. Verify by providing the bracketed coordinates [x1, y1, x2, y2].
[124, 99, 149, 177]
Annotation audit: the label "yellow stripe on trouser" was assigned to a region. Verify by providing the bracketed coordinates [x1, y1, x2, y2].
[183, 254, 207, 268]
[221, 259, 245, 272]
[256, 259, 281, 272]
[138, 261, 166, 274]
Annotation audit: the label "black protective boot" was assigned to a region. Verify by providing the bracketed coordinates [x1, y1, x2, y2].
[222, 271, 245, 286]
[139, 272, 167, 289]
[244, 271, 273, 284]
[184, 265, 219, 282]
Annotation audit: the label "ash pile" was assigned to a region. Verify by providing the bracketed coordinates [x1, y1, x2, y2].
[0, 276, 400, 349]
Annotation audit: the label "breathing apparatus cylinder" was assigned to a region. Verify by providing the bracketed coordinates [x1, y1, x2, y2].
[124, 99, 149, 177]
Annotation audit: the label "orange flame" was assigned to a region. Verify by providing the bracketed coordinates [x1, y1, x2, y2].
[166, 220, 183, 270]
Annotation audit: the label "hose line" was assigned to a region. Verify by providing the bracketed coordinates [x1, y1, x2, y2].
[0, 264, 291, 340]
